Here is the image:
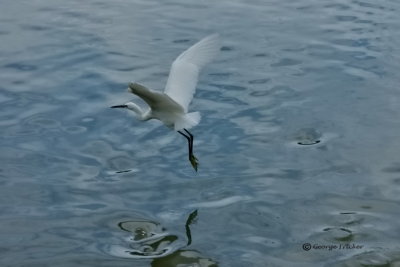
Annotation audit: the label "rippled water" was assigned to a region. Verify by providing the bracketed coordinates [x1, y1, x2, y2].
[1, 0, 400, 266]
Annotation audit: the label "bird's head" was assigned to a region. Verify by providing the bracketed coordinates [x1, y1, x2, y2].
[110, 102, 145, 120]
[110, 102, 139, 111]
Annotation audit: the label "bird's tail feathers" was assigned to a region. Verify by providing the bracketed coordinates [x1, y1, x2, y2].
[174, 112, 201, 131]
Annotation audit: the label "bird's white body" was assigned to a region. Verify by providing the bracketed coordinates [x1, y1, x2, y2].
[127, 82, 200, 130]
[121, 34, 220, 131]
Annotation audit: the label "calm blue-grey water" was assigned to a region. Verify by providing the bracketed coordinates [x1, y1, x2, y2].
[1, 0, 400, 266]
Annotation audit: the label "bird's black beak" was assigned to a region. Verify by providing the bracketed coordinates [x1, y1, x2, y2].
[110, 105, 128, 109]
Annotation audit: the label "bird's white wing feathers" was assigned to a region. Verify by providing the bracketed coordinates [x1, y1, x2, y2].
[164, 34, 220, 112]
[128, 82, 178, 111]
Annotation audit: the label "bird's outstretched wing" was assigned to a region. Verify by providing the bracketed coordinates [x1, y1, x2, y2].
[164, 34, 220, 112]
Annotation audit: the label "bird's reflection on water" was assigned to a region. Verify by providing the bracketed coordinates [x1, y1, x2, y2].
[103, 210, 218, 266]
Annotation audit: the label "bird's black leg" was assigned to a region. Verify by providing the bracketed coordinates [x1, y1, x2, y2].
[178, 131, 192, 157]
[178, 130, 198, 171]
[183, 129, 194, 154]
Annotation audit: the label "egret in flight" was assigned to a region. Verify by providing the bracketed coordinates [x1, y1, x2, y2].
[111, 34, 220, 171]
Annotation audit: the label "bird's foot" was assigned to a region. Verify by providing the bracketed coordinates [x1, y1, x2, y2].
[189, 154, 199, 172]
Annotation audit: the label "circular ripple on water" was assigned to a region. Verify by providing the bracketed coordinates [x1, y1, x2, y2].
[322, 227, 354, 242]
[294, 128, 322, 146]
[286, 127, 340, 148]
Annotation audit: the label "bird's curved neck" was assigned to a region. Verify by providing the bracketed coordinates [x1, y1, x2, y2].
[126, 102, 150, 121]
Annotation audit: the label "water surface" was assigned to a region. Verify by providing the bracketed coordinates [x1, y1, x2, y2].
[1, 0, 400, 266]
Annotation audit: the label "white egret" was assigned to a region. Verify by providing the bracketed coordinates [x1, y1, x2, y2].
[111, 34, 221, 171]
